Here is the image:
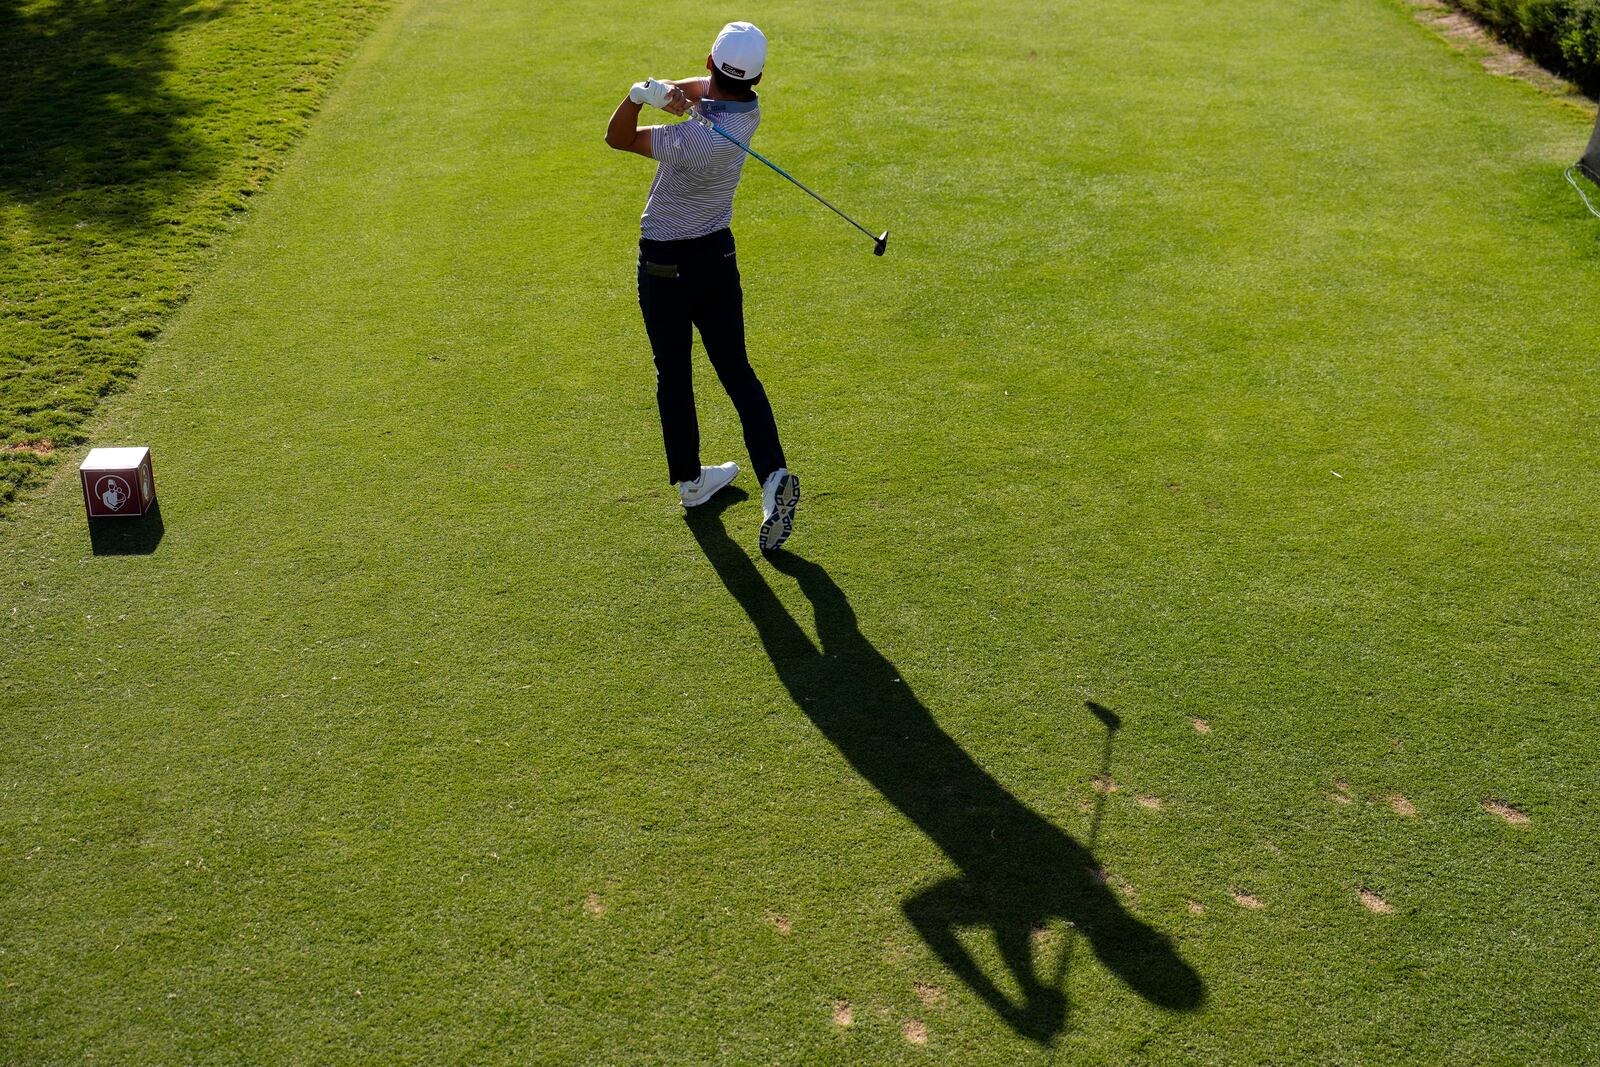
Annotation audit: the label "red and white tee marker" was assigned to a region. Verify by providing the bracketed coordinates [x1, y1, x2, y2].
[79, 447, 157, 519]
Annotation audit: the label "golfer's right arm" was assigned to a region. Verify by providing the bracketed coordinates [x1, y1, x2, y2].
[664, 77, 708, 104]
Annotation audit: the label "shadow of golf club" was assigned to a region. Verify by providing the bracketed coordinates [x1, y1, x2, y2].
[683, 491, 1204, 1043]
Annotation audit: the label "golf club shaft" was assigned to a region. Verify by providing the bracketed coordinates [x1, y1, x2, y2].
[689, 108, 878, 242]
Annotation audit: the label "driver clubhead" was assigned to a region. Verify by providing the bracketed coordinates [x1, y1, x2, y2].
[874, 230, 889, 256]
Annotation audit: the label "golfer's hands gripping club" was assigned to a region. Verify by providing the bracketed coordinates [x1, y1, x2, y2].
[628, 78, 688, 114]
[661, 83, 692, 116]
[627, 77, 668, 107]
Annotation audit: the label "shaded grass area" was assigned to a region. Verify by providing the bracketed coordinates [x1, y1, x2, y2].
[3, 0, 1600, 1061]
[0, 0, 392, 513]
[1448, 0, 1600, 93]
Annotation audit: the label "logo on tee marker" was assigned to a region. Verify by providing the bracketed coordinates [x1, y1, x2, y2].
[95, 475, 131, 511]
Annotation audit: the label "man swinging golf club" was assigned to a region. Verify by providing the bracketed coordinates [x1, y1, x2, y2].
[605, 20, 800, 552]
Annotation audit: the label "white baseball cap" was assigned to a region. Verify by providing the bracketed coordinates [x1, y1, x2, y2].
[711, 21, 766, 81]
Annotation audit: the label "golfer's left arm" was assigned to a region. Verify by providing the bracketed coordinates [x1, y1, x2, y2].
[605, 95, 654, 156]
[606, 77, 695, 156]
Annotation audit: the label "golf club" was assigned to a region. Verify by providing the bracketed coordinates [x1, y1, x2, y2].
[687, 103, 889, 256]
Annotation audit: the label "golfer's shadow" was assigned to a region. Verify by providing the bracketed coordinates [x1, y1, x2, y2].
[684, 491, 1204, 1043]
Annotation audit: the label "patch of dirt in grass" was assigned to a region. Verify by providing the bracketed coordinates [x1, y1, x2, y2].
[1384, 794, 1417, 816]
[1406, 0, 1591, 103]
[1090, 774, 1118, 794]
[1136, 793, 1162, 810]
[1483, 798, 1530, 824]
[831, 999, 853, 1027]
[1187, 899, 1206, 915]
[914, 982, 945, 1006]
[1091, 866, 1138, 905]
[1330, 780, 1353, 805]
[0, 440, 55, 456]
[1230, 889, 1265, 910]
[902, 1019, 928, 1045]
[1030, 925, 1057, 949]
[1359, 889, 1394, 914]
[766, 913, 793, 935]
[583, 891, 606, 917]
[1190, 718, 1211, 734]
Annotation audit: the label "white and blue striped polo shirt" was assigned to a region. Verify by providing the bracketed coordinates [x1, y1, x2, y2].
[642, 97, 760, 241]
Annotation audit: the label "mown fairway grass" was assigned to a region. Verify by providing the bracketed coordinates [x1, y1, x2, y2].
[4, 0, 1599, 1061]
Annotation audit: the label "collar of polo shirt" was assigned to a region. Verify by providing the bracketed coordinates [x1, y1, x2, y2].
[699, 96, 759, 114]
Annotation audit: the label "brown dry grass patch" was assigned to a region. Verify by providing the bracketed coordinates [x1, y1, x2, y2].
[1483, 798, 1530, 824]
[1, 440, 56, 456]
[831, 999, 853, 1027]
[1359, 889, 1394, 914]
[1406, 0, 1590, 102]
[1230, 889, 1265, 910]
[902, 1019, 928, 1045]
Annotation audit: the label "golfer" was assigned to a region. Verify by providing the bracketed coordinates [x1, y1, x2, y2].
[605, 20, 800, 552]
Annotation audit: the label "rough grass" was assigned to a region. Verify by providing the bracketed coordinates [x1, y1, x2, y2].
[4, 0, 1600, 1062]
[0, 0, 392, 514]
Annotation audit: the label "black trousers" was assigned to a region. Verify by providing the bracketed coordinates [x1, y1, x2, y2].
[637, 228, 786, 486]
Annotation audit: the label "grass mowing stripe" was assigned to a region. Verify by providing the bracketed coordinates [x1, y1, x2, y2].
[3, 0, 1599, 1061]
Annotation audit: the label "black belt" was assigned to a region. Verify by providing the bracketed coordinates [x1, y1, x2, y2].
[639, 227, 732, 256]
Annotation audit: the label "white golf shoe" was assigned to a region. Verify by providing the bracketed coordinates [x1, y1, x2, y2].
[678, 462, 739, 507]
[759, 468, 800, 552]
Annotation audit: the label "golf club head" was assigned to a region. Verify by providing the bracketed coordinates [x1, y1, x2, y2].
[874, 230, 888, 256]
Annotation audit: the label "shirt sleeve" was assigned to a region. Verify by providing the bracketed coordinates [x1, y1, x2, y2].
[650, 120, 714, 167]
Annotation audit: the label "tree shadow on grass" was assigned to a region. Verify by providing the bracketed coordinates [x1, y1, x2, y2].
[0, 0, 233, 232]
[684, 491, 1204, 1043]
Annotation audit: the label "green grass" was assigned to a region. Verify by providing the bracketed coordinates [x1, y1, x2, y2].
[0, 0, 392, 514]
[4, 0, 1600, 1061]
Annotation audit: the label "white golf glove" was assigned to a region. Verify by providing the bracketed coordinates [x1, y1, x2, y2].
[629, 78, 672, 109]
